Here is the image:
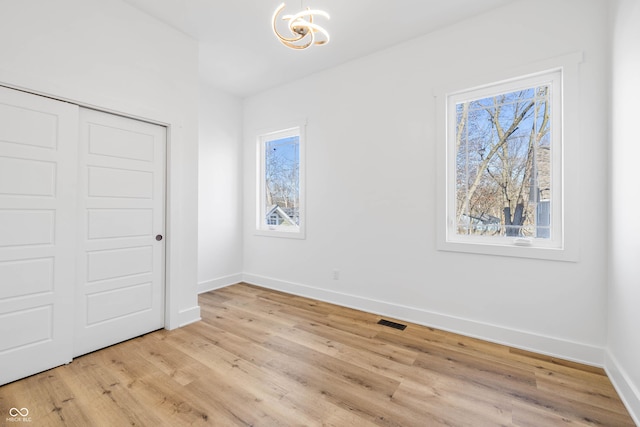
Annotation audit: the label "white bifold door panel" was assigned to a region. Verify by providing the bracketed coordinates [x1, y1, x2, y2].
[0, 86, 78, 385]
[0, 86, 167, 384]
[74, 108, 165, 357]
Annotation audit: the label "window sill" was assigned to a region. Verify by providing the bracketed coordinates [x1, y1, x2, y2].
[254, 228, 306, 239]
[437, 238, 578, 262]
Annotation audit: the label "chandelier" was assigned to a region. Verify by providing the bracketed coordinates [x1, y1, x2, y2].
[272, 2, 330, 50]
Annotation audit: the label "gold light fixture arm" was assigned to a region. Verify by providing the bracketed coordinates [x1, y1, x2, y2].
[272, 2, 330, 50]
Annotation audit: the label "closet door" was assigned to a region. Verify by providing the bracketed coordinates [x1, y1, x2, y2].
[0, 86, 78, 385]
[74, 108, 166, 357]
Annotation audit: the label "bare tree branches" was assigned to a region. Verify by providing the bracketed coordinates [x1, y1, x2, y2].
[455, 86, 550, 237]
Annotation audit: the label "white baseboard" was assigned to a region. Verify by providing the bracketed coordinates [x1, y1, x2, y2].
[242, 273, 605, 367]
[177, 305, 201, 327]
[605, 350, 640, 426]
[198, 273, 243, 294]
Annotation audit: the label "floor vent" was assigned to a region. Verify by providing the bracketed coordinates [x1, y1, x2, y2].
[377, 319, 407, 330]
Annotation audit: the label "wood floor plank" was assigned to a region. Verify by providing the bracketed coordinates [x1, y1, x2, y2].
[509, 348, 607, 375]
[294, 317, 420, 366]
[55, 349, 168, 427]
[272, 323, 420, 385]
[391, 379, 514, 427]
[1, 368, 94, 426]
[535, 368, 631, 416]
[0, 283, 635, 426]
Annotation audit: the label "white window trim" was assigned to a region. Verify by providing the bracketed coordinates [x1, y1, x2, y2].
[435, 53, 582, 262]
[255, 121, 306, 239]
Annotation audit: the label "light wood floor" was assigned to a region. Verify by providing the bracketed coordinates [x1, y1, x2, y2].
[0, 283, 635, 426]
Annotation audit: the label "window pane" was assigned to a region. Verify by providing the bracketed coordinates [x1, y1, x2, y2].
[455, 85, 551, 238]
[264, 135, 300, 230]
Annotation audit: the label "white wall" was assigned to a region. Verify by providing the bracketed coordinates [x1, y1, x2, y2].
[0, 0, 201, 328]
[243, 0, 610, 365]
[608, 0, 640, 423]
[198, 82, 244, 291]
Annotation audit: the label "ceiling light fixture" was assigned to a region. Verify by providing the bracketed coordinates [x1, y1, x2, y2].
[272, 2, 330, 50]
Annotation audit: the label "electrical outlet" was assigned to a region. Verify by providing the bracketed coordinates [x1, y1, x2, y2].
[332, 269, 340, 280]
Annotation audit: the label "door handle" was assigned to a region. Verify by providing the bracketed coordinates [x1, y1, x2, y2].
[156, 235, 163, 241]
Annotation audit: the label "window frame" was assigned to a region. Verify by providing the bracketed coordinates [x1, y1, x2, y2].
[436, 54, 581, 261]
[255, 122, 306, 239]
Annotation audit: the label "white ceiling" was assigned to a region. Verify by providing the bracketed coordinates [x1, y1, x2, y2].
[123, 0, 519, 97]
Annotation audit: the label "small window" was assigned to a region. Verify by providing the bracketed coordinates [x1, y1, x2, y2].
[438, 67, 573, 259]
[256, 124, 305, 238]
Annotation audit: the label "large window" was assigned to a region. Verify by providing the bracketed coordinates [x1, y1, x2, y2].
[257, 125, 305, 238]
[437, 63, 580, 260]
[455, 75, 555, 240]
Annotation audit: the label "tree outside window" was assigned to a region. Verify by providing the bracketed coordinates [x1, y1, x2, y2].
[257, 125, 305, 237]
[455, 84, 552, 239]
[439, 59, 581, 261]
[265, 136, 300, 227]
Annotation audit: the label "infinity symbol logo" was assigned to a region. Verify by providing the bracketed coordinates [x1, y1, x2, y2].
[9, 407, 29, 417]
